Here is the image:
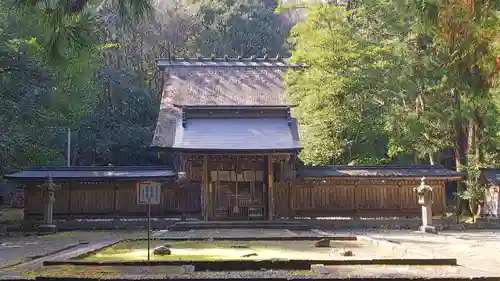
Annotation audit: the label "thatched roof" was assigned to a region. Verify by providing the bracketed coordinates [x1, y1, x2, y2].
[152, 57, 303, 148]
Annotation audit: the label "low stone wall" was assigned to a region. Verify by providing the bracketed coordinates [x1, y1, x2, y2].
[306, 218, 455, 230]
[9, 217, 460, 232]
[8, 216, 500, 232]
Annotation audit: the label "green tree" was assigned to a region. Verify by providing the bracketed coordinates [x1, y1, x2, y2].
[15, 0, 154, 62]
[283, 3, 394, 164]
[187, 0, 290, 56]
[283, 0, 500, 170]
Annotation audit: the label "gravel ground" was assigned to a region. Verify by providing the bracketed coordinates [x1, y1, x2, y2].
[320, 229, 500, 275]
[19, 265, 496, 279]
[2, 228, 500, 278]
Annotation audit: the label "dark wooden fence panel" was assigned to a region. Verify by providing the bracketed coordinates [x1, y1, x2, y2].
[24, 183, 43, 219]
[115, 182, 142, 215]
[24, 179, 446, 219]
[273, 180, 447, 218]
[70, 183, 115, 214]
[24, 181, 201, 219]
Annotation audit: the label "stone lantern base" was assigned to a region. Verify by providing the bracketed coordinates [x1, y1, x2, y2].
[38, 224, 57, 235]
[419, 225, 438, 234]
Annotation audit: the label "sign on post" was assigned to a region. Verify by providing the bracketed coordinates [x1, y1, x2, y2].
[137, 181, 162, 205]
[136, 181, 162, 261]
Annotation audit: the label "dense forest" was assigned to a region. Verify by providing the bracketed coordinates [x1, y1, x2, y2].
[0, 0, 294, 177]
[1, 0, 499, 188]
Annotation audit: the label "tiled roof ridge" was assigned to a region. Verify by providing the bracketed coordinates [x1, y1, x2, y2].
[173, 104, 294, 109]
[304, 164, 449, 170]
[157, 54, 287, 62]
[156, 55, 307, 68]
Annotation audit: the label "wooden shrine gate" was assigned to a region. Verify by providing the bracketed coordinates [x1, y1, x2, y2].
[212, 170, 267, 220]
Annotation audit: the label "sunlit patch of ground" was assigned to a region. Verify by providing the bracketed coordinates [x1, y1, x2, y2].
[80, 239, 405, 261]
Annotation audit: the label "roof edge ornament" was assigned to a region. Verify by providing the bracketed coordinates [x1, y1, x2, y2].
[276, 54, 282, 61]
[286, 106, 292, 126]
[181, 110, 187, 128]
[224, 55, 229, 61]
[263, 54, 269, 60]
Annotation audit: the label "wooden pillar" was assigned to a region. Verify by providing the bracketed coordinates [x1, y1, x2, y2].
[441, 180, 447, 215]
[67, 182, 73, 219]
[397, 180, 404, 213]
[202, 154, 209, 220]
[267, 155, 274, 220]
[113, 182, 118, 218]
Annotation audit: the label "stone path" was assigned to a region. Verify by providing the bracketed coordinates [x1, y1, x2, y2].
[0, 231, 141, 270]
[320, 229, 500, 275]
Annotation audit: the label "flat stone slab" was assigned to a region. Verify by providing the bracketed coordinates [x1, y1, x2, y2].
[0, 231, 141, 275]
[153, 229, 323, 239]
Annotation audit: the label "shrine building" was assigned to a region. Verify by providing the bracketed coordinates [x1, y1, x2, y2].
[4, 56, 464, 221]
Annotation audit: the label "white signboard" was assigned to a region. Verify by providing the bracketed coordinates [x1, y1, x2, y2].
[137, 181, 162, 205]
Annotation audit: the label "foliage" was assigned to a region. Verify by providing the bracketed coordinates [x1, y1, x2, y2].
[283, 0, 500, 168]
[187, 0, 290, 56]
[456, 162, 486, 203]
[0, 0, 291, 178]
[14, 0, 154, 62]
[284, 4, 395, 164]
[457, 181, 486, 203]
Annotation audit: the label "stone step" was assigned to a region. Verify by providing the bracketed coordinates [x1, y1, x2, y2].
[169, 220, 309, 231]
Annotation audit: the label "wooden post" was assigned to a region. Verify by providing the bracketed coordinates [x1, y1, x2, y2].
[267, 155, 274, 220]
[113, 183, 118, 218]
[202, 154, 209, 220]
[68, 182, 73, 219]
[441, 180, 447, 215]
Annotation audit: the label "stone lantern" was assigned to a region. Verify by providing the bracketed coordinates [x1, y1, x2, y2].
[414, 177, 437, 234]
[38, 176, 61, 234]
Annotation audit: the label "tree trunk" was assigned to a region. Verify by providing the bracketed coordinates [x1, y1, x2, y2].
[469, 200, 482, 223]
[428, 152, 435, 165]
[453, 89, 468, 222]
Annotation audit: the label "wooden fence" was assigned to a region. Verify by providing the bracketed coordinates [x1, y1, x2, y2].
[23, 178, 447, 219]
[273, 179, 446, 218]
[24, 181, 200, 219]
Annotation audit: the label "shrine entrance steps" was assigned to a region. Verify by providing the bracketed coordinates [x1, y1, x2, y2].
[169, 220, 310, 231]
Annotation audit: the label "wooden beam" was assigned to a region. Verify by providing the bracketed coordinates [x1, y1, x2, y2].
[267, 155, 274, 220]
[202, 154, 209, 220]
[68, 182, 73, 219]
